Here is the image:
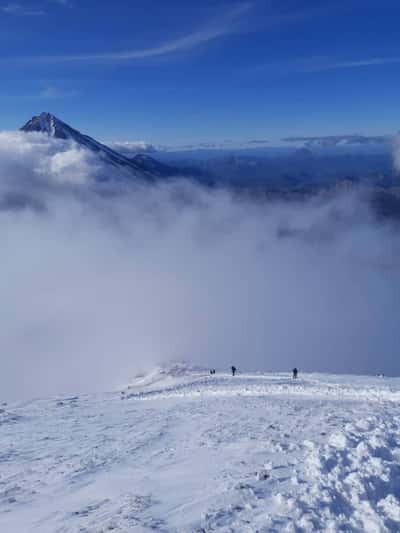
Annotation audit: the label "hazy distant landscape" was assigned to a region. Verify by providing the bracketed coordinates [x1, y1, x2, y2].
[109, 133, 400, 217]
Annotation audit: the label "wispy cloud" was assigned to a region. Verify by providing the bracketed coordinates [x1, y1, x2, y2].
[282, 134, 390, 147]
[39, 86, 78, 99]
[0, 0, 69, 15]
[0, 2, 45, 15]
[251, 55, 400, 76]
[248, 139, 269, 145]
[12, 2, 252, 63]
[296, 56, 400, 73]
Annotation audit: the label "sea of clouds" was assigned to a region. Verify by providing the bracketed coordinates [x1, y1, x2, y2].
[1, 131, 400, 400]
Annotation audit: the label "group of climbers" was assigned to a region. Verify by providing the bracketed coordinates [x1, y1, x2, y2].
[209, 366, 300, 378]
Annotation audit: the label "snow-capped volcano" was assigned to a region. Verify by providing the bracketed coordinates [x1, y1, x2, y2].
[21, 112, 73, 140]
[21, 112, 158, 180]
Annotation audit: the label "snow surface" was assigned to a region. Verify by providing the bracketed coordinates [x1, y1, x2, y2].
[1, 366, 400, 532]
[39, 114, 56, 137]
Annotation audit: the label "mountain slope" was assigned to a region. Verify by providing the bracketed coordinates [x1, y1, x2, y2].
[1, 368, 400, 531]
[21, 113, 158, 180]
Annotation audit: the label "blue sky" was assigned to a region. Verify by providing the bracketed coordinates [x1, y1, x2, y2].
[1, 0, 400, 146]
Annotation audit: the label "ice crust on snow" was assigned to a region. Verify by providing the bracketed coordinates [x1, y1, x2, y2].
[1, 369, 400, 532]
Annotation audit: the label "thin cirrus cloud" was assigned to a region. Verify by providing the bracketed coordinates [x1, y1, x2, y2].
[0, 0, 68, 15]
[249, 55, 400, 77]
[39, 86, 78, 99]
[297, 56, 400, 73]
[10, 2, 252, 63]
[0, 2, 45, 15]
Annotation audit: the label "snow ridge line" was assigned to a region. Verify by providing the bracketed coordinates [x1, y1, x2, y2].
[123, 376, 400, 403]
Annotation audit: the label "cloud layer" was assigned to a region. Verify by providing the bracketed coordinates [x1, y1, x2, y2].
[1, 130, 400, 400]
[108, 141, 157, 156]
[392, 135, 400, 174]
[282, 135, 389, 147]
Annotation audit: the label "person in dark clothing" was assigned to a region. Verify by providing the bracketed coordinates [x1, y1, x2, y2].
[292, 368, 298, 379]
[231, 366, 237, 377]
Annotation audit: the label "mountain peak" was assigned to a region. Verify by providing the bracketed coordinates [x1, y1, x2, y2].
[19, 112, 163, 181]
[21, 112, 75, 140]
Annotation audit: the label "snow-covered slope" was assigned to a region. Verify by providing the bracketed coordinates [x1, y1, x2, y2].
[21, 113, 157, 181]
[1, 368, 400, 532]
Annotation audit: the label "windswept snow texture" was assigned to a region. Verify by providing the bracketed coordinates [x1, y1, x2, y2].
[1, 368, 400, 532]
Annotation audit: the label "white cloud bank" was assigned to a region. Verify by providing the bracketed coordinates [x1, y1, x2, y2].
[108, 141, 157, 156]
[1, 130, 400, 401]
